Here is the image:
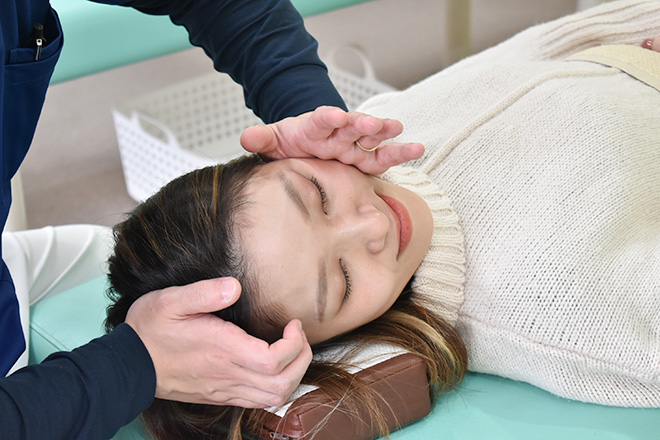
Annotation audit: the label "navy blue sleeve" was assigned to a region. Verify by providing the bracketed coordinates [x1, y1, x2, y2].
[0, 324, 156, 440]
[119, 0, 347, 123]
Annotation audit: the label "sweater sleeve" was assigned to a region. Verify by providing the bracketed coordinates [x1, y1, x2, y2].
[0, 324, 156, 440]
[115, 0, 347, 123]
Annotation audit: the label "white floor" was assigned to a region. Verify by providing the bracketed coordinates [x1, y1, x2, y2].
[21, 0, 580, 229]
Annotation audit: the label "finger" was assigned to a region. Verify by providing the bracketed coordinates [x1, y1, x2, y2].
[216, 319, 305, 375]
[222, 396, 276, 409]
[167, 277, 241, 317]
[180, 382, 287, 408]
[303, 106, 349, 141]
[331, 113, 383, 146]
[210, 340, 310, 408]
[262, 319, 308, 374]
[353, 142, 426, 174]
[240, 125, 278, 155]
[382, 118, 405, 137]
[642, 37, 660, 53]
[238, 328, 311, 407]
[221, 384, 295, 408]
[237, 332, 311, 391]
[215, 319, 272, 360]
[356, 119, 404, 146]
[270, 331, 312, 390]
[225, 350, 310, 408]
[212, 382, 297, 408]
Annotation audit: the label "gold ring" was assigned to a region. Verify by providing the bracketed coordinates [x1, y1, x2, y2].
[355, 139, 378, 152]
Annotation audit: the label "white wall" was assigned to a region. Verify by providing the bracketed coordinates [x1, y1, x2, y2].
[306, 0, 577, 89]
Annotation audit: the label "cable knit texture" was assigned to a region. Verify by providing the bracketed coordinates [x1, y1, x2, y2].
[380, 167, 466, 326]
[361, 0, 660, 407]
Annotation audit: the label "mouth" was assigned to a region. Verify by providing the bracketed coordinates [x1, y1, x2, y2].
[380, 195, 413, 259]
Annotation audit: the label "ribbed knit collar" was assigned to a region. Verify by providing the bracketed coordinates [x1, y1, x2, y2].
[380, 165, 466, 326]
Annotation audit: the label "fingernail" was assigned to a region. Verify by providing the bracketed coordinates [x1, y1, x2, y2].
[220, 279, 236, 302]
[642, 39, 654, 50]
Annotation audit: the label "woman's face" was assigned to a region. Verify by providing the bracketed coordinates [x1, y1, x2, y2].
[241, 159, 433, 344]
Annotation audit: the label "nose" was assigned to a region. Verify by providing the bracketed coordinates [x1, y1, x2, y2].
[336, 202, 389, 255]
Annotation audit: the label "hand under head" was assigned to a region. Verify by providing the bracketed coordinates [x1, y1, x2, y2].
[106, 153, 463, 440]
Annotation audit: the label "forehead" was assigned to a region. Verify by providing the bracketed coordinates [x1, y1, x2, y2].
[251, 158, 298, 179]
[239, 166, 318, 321]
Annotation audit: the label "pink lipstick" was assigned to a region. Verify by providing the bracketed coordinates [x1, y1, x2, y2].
[380, 195, 413, 258]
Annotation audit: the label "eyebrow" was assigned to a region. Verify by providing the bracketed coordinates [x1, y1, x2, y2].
[278, 172, 326, 321]
[279, 172, 310, 220]
[317, 261, 328, 322]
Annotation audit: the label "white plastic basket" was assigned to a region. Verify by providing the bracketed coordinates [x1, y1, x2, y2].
[112, 46, 395, 202]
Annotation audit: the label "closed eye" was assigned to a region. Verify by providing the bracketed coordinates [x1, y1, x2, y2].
[310, 176, 328, 214]
[339, 259, 352, 302]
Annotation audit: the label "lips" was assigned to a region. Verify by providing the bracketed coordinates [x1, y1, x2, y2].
[380, 195, 413, 259]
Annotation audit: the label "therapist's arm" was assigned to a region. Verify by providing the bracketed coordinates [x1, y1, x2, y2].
[122, 0, 423, 171]
[0, 278, 310, 439]
[0, 324, 154, 440]
[123, 0, 344, 122]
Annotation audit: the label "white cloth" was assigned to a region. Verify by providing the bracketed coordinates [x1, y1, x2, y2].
[3, 224, 114, 375]
[360, 0, 660, 407]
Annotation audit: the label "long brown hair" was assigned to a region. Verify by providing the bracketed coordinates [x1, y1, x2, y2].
[105, 154, 467, 439]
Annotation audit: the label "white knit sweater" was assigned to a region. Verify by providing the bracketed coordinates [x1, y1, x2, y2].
[365, 1, 660, 407]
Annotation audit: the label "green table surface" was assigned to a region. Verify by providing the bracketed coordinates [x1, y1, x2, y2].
[30, 277, 660, 440]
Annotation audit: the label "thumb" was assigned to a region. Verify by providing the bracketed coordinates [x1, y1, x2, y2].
[174, 277, 242, 316]
[240, 125, 276, 154]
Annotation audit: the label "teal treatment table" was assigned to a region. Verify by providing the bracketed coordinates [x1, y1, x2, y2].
[30, 277, 660, 440]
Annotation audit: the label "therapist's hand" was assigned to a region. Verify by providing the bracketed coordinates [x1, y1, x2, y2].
[241, 106, 424, 175]
[125, 278, 312, 408]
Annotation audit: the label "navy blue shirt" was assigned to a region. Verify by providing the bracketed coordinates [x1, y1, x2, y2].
[0, 0, 345, 438]
[0, 0, 64, 376]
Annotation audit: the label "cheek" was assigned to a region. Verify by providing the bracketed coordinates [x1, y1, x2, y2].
[361, 282, 399, 320]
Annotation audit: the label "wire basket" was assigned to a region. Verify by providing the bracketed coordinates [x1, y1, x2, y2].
[112, 46, 395, 202]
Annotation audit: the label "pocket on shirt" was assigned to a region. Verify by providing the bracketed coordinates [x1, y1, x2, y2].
[2, 7, 63, 179]
[4, 7, 63, 86]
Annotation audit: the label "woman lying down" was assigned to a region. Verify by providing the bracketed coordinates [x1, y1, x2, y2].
[106, 2, 660, 439]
